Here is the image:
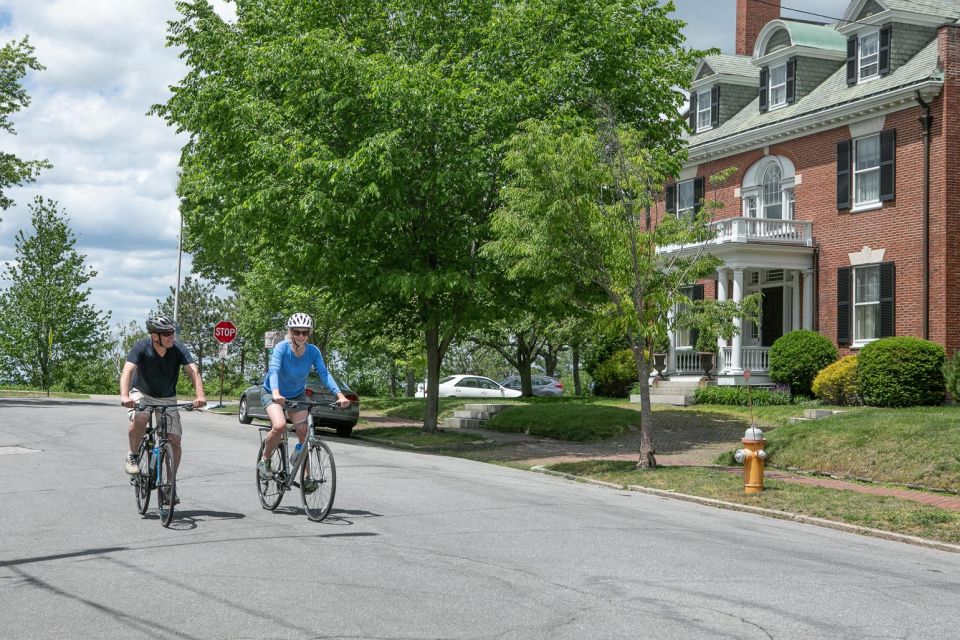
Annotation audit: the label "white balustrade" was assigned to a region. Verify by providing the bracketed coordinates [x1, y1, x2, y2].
[740, 347, 770, 372]
[675, 350, 700, 374]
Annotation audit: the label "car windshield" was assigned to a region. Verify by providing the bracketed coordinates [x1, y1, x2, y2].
[439, 376, 456, 385]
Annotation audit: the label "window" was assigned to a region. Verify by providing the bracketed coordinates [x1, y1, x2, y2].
[769, 63, 787, 108]
[455, 378, 478, 388]
[677, 180, 695, 217]
[859, 31, 880, 80]
[785, 188, 795, 219]
[696, 89, 712, 132]
[762, 164, 783, 219]
[744, 196, 757, 218]
[854, 134, 881, 207]
[854, 265, 880, 342]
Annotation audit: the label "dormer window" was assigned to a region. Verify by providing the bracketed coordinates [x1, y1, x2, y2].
[846, 27, 890, 86]
[858, 31, 880, 81]
[696, 89, 712, 132]
[769, 63, 787, 108]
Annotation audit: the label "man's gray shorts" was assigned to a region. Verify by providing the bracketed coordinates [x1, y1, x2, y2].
[128, 389, 183, 436]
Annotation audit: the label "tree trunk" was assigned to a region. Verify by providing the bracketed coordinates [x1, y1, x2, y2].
[572, 343, 582, 396]
[631, 344, 657, 468]
[517, 338, 534, 396]
[388, 363, 397, 397]
[423, 324, 442, 432]
[405, 367, 416, 397]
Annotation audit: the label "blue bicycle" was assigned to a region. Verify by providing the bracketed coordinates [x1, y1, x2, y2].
[130, 402, 193, 527]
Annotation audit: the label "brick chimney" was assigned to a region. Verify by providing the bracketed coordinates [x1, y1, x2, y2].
[736, 0, 781, 56]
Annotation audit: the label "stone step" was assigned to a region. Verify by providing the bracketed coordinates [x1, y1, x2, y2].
[444, 417, 485, 429]
[453, 410, 490, 419]
[638, 393, 692, 406]
[649, 385, 702, 395]
[461, 403, 512, 414]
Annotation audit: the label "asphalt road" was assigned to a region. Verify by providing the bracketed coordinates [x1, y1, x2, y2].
[1, 397, 959, 640]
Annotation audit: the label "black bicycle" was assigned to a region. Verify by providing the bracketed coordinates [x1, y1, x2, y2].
[256, 400, 338, 521]
[130, 402, 194, 527]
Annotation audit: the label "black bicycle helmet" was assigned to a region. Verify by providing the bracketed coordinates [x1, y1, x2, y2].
[146, 315, 175, 334]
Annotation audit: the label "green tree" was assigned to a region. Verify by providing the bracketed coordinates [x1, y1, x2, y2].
[0, 198, 110, 390]
[485, 113, 758, 468]
[155, 276, 228, 377]
[153, 0, 703, 430]
[0, 37, 50, 216]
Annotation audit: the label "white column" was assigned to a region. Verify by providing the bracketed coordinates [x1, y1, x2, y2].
[731, 268, 744, 374]
[802, 269, 814, 330]
[667, 307, 677, 374]
[792, 270, 801, 332]
[716, 268, 729, 370]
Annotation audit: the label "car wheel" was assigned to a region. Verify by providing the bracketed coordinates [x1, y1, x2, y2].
[336, 424, 353, 438]
[238, 396, 253, 424]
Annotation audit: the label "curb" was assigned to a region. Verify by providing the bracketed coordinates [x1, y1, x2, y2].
[530, 466, 960, 555]
[351, 433, 496, 451]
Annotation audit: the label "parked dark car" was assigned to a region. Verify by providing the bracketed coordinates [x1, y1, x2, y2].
[238, 372, 360, 437]
[498, 375, 564, 397]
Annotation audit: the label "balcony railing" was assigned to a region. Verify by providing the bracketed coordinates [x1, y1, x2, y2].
[721, 346, 771, 372]
[712, 217, 812, 246]
[658, 217, 813, 254]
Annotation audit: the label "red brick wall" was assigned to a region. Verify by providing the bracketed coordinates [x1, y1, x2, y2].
[664, 93, 957, 356]
[736, 0, 780, 56]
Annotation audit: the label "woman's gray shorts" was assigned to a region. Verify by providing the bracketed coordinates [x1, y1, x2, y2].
[260, 387, 309, 411]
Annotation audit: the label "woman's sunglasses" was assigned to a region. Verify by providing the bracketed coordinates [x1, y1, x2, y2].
[291, 329, 310, 337]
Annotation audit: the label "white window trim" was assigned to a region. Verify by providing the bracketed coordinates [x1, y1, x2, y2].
[768, 62, 787, 110]
[676, 179, 695, 218]
[852, 264, 881, 346]
[696, 89, 712, 133]
[853, 134, 881, 209]
[858, 30, 881, 83]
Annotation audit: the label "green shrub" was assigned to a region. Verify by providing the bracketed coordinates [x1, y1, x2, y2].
[812, 355, 861, 406]
[945, 350, 960, 401]
[768, 330, 838, 397]
[693, 385, 792, 406]
[858, 337, 945, 407]
[592, 348, 640, 397]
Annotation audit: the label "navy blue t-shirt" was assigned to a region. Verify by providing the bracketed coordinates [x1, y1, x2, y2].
[126, 338, 195, 398]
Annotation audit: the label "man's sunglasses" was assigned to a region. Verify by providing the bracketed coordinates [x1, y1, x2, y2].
[291, 329, 310, 337]
[157, 331, 175, 337]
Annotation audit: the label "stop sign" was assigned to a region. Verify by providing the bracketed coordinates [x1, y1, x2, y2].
[214, 320, 237, 344]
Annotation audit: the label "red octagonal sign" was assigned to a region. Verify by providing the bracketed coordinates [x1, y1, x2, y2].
[214, 320, 237, 344]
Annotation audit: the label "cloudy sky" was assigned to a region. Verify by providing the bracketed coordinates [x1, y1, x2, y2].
[0, 0, 848, 330]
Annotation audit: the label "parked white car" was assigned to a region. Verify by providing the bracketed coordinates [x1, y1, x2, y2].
[415, 375, 522, 399]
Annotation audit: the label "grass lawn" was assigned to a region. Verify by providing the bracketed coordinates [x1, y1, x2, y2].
[547, 461, 960, 544]
[354, 426, 488, 448]
[0, 389, 90, 399]
[485, 403, 636, 441]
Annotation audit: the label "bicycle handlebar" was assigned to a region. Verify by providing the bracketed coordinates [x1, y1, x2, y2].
[284, 399, 346, 411]
[130, 402, 196, 413]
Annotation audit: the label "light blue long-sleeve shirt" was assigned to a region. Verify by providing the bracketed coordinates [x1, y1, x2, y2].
[262, 340, 341, 398]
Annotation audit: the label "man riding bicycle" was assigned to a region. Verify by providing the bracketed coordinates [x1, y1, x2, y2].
[120, 315, 206, 502]
[257, 312, 350, 488]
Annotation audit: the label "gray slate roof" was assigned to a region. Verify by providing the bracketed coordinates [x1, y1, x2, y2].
[687, 38, 941, 149]
[700, 54, 755, 78]
[875, 0, 960, 17]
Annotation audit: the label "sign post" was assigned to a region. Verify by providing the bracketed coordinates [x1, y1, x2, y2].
[213, 321, 237, 406]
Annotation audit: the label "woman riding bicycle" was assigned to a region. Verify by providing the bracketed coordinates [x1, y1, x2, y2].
[257, 313, 350, 481]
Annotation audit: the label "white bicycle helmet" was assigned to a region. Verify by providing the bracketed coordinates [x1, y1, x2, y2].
[286, 312, 313, 330]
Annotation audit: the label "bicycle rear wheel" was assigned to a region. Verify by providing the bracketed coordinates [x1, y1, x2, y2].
[157, 442, 176, 527]
[301, 440, 336, 522]
[134, 442, 151, 515]
[256, 440, 285, 510]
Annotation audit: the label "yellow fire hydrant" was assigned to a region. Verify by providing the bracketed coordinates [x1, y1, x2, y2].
[734, 426, 767, 494]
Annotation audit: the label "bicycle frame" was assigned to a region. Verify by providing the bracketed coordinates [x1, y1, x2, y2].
[131, 402, 193, 526]
[258, 400, 332, 490]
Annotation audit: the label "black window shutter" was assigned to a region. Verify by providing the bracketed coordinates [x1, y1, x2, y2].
[879, 26, 891, 76]
[879, 262, 895, 337]
[689, 91, 698, 130]
[786, 57, 797, 104]
[837, 139, 852, 210]
[879, 128, 896, 201]
[837, 267, 852, 345]
[759, 67, 769, 112]
[665, 183, 676, 215]
[693, 177, 705, 214]
[711, 85, 720, 127]
[846, 36, 858, 85]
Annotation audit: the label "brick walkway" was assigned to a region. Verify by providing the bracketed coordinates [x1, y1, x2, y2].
[360, 411, 960, 512]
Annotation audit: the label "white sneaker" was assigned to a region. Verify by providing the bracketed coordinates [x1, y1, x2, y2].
[125, 454, 139, 475]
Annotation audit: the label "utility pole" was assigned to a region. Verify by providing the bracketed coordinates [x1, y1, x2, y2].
[173, 210, 183, 325]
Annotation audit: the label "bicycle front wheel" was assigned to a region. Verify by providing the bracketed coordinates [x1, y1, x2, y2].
[256, 440, 285, 510]
[301, 440, 336, 521]
[134, 443, 151, 515]
[157, 442, 176, 527]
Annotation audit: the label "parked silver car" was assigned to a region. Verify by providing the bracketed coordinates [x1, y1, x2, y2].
[498, 375, 564, 397]
[238, 372, 360, 437]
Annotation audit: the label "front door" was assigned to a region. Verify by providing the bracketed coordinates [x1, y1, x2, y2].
[761, 287, 784, 347]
